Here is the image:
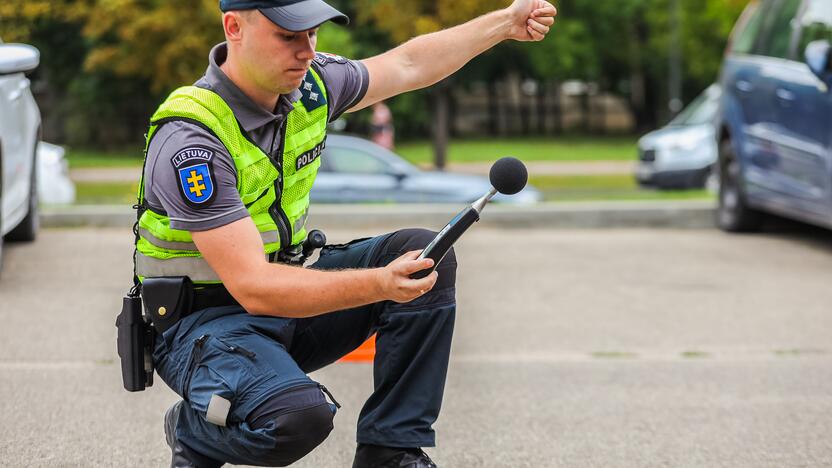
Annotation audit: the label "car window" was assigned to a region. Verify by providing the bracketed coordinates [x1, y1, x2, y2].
[795, 0, 832, 55]
[756, 0, 802, 59]
[325, 146, 391, 174]
[731, 1, 766, 54]
[318, 148, 334, 172]
[669, 87, 719, 126]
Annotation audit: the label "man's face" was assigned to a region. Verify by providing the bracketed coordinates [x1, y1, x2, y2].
[234, 11, 319, 95]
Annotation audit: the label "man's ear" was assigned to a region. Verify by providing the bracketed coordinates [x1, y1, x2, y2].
[223, 12, 244, 42]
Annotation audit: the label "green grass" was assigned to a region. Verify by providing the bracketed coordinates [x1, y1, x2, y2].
[68, 137, 715, 204]
[73, 174, 714, 205]
[529, 174, 715, 202]
[66, 149, 144, 168]
[76, 182, 139, 205]
[66, 136, 638, 168]
[397, 136, 638, 164]
[75, 175, 714, 204]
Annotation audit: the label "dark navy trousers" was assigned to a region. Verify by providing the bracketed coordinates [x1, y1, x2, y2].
[153, 229, 457, 466]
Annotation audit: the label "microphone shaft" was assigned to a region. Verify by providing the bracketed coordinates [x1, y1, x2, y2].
[472, 187, 498, 213]
[411, 206, 480, 279]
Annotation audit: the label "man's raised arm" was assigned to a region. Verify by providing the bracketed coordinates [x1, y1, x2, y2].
[349, 0, 557, 112]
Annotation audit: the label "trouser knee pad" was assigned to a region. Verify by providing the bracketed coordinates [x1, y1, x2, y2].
[247, 386, 335, 466]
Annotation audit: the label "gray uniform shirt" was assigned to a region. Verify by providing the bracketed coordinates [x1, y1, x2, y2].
[144, 43, 369, 231]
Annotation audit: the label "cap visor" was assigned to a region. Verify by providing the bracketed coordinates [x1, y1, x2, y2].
[259, 0, 349, 32]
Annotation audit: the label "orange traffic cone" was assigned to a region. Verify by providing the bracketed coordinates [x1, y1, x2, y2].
[339, 334, 376, 363]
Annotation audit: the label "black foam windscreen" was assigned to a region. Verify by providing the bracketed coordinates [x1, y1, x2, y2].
[489, 157, 528, 195]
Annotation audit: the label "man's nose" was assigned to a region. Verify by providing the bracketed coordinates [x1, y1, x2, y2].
[297, 36, 315, 61]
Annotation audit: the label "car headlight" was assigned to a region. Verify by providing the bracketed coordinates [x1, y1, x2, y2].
[668, 137, 701, 152]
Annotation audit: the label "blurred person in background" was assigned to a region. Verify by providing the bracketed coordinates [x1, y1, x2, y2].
[130, 1, 556, 467]
[370, 101, 395, 150]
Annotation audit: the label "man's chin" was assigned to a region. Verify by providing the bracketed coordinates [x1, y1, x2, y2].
[273, 79, 303, 96]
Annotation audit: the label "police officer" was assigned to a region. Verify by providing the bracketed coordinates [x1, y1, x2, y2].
[137, 0, 556, 466]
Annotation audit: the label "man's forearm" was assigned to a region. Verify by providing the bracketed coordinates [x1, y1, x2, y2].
[240, 263, 384, 318]
[353, 1, 556, 111]
[392, 10, 512, 91]
[361, 9, 512, 100]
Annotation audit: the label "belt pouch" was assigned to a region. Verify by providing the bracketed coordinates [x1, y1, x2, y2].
[141, 277, 193, 334]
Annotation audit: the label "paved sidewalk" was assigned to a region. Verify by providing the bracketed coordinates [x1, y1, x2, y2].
[421, 160, 636, 176]
[41, 200, 718, 230]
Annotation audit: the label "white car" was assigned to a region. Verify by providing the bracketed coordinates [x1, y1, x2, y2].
[37, 142, 75, 205]
[636, 84, 721, 191]
[0, 40, 41, 269]
[313, 135, 542, 204]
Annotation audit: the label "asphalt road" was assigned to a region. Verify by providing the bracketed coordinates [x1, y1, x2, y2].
[1, 226, 831, 467]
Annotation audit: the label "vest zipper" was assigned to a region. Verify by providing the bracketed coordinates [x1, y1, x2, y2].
[269, 121, 292, 249]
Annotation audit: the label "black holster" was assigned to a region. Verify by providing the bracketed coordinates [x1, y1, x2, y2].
[115, 277, 193, 392]
[116, 293, 155, 392]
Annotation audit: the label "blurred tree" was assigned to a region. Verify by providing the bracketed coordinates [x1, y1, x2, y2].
[0, 0, 753, 148]
[0, 0, 87, 43]
[355, 0, 508, 169]
[82, 0, 223, 94]
[644, 0, 750, 124]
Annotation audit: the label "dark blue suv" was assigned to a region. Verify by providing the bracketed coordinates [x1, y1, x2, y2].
[717, 0, 832, 231]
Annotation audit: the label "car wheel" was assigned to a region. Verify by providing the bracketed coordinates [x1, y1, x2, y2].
[6, 141, 39, 242]
[705, 164, 720, 194]
[717, 139, 762, 232]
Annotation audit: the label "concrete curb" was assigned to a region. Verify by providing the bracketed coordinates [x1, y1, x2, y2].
[41, 201, 717, 230]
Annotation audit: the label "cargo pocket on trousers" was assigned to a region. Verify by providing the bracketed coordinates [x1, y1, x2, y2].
[182, 336, 238, 426]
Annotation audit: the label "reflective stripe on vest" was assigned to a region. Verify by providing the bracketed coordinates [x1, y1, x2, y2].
[137, 253, 222, 283]
[138, 227, 279, 252]
[137, 253, 272, 283]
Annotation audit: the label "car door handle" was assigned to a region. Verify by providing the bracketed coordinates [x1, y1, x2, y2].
[8, 79, 30, 101]
[735, 80, 754, 93]
[775, 88, 796, 102]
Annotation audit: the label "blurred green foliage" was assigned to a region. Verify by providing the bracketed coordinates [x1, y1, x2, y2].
[1, 0, 750, 147]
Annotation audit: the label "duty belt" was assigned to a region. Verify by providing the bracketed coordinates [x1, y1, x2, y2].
[192, 286, 240, 313]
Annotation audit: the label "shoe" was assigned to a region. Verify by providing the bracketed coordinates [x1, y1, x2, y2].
[164, 401, 223, 468]
[164, 401, 182, 450]
[353, 444, 438, 468]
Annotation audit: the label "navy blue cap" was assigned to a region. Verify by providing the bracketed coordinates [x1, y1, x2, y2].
[219, 0, 349, 32]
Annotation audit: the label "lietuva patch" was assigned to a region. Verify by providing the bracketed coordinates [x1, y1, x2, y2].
[299, 70, 327, 112]
[296, 140, 326, 172]
[172, 146, 216, 207]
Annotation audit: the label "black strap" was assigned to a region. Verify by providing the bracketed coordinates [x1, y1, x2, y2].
[130, 130, 152, 297]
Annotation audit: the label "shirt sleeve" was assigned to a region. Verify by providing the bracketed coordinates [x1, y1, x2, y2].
[143, 120, 249, 232]
[312, 52, 370, 122]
